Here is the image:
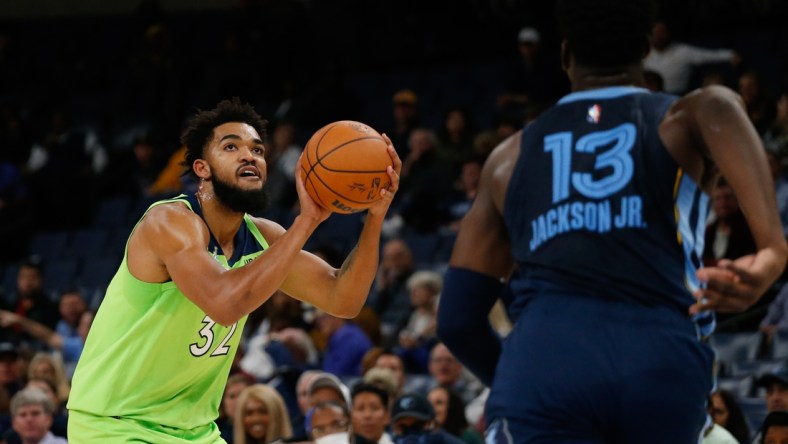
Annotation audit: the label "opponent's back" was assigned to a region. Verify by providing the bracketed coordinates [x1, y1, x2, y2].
[504, 86, 708, 313]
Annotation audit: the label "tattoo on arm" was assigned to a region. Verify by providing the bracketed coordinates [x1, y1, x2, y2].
[339, 246, 358, 277]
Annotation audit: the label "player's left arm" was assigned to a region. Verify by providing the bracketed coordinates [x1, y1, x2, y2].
[689, 86, 788, 313]
[267, 136, 402, 319]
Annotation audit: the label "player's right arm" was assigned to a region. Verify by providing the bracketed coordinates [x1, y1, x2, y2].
[666, 85, 788, 313]
[128, 203, 324, 326]
[437, 132, 520, 385]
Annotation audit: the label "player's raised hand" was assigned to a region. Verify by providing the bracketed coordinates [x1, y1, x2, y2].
[367, 133, 401, 218]
[691, 251, 784, 314]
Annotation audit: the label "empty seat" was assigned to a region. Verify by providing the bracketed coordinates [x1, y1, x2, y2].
[710, 332, 764, 375]
[77, 256, 119, 295]
[737, 397, 768, 431]
[716, 375, 755, 399]
[729, 359, 786, 378]
[401, 231, 442, 267]
[769, 330, 788, 359]
[67, 228, 111, 258]
[93, 196, 132, 228]
[29, 231, 70, 260]
[42, 258, 80, 298]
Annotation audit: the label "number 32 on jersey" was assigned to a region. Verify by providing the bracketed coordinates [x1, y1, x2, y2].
[189, 315, 237, 357]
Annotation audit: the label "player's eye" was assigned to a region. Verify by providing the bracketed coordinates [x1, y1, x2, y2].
[225, 143, 237, 151]
[253, 146, 265, 155]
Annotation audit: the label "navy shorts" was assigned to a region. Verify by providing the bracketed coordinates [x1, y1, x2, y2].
[484, 293, 715, 444]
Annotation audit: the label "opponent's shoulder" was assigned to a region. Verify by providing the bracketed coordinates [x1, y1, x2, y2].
[484, 130, 521, 184]
[673, 85, 744, 113]
[482, 130, 522, 211]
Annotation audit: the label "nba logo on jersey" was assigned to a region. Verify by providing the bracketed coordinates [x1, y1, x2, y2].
[587, 104, 601, 123]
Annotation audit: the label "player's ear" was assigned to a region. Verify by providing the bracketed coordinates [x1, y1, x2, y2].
[193, 159, 211, 180]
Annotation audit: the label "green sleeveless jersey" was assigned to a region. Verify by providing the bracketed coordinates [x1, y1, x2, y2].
[67, 195, 269, 431]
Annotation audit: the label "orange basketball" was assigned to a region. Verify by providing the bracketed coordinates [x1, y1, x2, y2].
[300, 120, 392, 214]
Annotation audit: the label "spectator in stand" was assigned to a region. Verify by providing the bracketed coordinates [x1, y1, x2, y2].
[310, 400, 353, 444]
[386, 89, 421, 160]
[498, 27, 568, 116]
[427, 385, 483, 444]
[54, 289, 87, 377]
[233, 383, 293, 444]
[350, 382, 393, 444]
[443, 157, 483, 232]
[0, 307, 94, 381]
[761, 284, 788, 345]
[749, 363, 788, 444]
[427, 344, 483, 406]
[262, 120, 302, 212]
[7, 388, 67, 444]
[315, 309, 372, 377]
[215, 372, 254, 443]
[27, 353, 69, 406]
[703, 178, 756, 267]
[0, 258, 58, 346]
[759, 411, 788, 444]
[738, 71, 776, 135]
[308, 372, 351, 410]
[644, 19, 740, 95]
[100, 133, 167, 198]
[366, 349, 408, 397]
[435, 107, 477, 178]
[389, 393, 463, 444]
[397, 271, 442, 374]
[765, 145, 788, 240]
[643, 70, 665, 92]
[398, 128, 456, 233]
[366, 239, 415, 344]
[290, 369, 322, 440]
[0, 343, 24, 410]
[24, 377, 68, 438]
[708, 388, 751, 444]
[764, 90, 788, 158]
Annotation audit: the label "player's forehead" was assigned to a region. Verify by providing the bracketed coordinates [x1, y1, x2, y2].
[210, 122, 262, 144]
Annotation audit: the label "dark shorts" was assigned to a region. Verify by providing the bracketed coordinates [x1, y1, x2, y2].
[484, 293, 715, 444]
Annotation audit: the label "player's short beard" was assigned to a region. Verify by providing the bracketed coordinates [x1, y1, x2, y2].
[212, 173, 269, 214]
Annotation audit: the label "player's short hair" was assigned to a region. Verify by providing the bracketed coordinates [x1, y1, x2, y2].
[180, 97, 268, 178]
[555, 0, 657, 69]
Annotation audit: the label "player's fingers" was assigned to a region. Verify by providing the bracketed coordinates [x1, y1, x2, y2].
[381, 133, 403, 173]
[696, 266, 737, 284]
[719, 260, 755, 284]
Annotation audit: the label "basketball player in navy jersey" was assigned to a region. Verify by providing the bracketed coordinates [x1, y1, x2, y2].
[437, 0, 787, 442]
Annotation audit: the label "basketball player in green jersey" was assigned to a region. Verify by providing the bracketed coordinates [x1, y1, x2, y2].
[66, 98, 402, 443]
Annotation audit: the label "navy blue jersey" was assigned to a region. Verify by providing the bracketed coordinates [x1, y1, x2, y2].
[504, 86, 710, 314]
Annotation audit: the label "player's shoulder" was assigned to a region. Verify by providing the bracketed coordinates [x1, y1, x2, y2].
[138, 200, 205, 234]
[673, 85, 743, 111]
[247, 215, 287, 242]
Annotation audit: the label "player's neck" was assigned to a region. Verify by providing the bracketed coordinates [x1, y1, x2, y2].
[195, 186, 245, 245]
[570, 65, 645, 92]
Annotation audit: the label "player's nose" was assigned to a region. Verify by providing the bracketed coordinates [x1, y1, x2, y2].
[238, 145, 255, 162]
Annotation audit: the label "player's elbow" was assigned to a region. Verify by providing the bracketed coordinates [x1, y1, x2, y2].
[436, 312, 466, 348]
[204, 305, 244, 327]
[327, 303, 363, 320]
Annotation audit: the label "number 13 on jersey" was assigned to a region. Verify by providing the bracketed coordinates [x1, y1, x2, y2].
[544, 123, 636, 203]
